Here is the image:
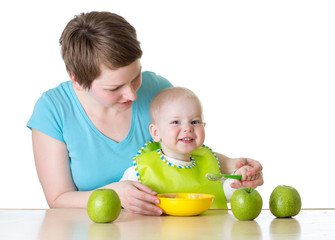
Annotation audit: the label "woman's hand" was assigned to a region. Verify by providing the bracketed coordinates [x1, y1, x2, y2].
[231, 158, 264, 189]
[111, 181, 163, 216]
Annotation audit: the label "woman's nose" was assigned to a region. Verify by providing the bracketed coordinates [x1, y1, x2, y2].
[123, 85, 137, 101]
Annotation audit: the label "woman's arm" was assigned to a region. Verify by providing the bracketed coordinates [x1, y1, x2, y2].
[32, 129, 89, 208]
[32, 129, 163, 215]
[215, 152, 264, 189]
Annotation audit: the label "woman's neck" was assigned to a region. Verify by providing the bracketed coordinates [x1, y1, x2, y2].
[73, 84, 132, 142]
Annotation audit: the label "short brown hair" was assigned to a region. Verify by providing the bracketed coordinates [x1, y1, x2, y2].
[59, 11, 142, 89]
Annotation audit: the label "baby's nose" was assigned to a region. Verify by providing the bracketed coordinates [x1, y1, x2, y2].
[183, 123, 193, 132]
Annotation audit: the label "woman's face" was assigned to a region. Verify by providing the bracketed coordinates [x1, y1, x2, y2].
[88, 60, 142, 111]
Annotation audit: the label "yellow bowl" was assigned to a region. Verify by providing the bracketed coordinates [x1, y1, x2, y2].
[156, 193, 214, 216]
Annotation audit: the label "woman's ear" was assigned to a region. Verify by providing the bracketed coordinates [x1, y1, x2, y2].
[70, 74, 84, 91]
[149, 124, 161, 142]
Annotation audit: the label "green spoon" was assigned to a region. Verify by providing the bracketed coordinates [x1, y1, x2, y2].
[206, 173, 242, 181]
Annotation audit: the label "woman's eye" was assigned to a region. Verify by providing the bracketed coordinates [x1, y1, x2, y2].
[108, 87, 119, 92]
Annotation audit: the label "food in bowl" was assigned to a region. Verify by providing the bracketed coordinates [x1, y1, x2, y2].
[156, 193, 214, 216]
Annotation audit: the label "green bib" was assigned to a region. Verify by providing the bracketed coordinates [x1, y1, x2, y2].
[133, 141, 228, 209]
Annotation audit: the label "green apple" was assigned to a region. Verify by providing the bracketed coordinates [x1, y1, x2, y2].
[269, 185, 301, 218]
[87, 189, 121, 223]
[230, 187, 263, 220]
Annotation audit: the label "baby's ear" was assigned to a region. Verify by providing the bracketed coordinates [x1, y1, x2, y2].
[149, 124, 161, 142]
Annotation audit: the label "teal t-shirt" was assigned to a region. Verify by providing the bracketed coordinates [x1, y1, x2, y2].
[27, 71, 172, 191]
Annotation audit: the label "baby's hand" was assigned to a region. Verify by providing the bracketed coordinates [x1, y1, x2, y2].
[231, 165, 262, 189]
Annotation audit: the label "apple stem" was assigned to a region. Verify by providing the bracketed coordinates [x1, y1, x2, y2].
[248, 187, 251, 193]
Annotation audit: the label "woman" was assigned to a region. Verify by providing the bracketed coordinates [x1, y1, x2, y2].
[27, 11, 263, 216]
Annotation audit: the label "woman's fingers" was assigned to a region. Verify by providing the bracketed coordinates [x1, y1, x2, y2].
[126, 197, 163, 216]
[230, 172, 264, 189]
[118, 181, 163, 216]
[236, 158, 263, 176]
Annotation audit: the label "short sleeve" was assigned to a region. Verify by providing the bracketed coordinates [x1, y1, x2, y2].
[119, 166, 140, 182]
[27, 92, 65, 142]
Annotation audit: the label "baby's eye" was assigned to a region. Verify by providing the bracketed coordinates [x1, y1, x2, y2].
[171, 120, 180, 124]
[191, 120, 202, 125]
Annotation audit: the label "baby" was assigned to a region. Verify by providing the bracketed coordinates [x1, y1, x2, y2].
[121, 87, 251, 209]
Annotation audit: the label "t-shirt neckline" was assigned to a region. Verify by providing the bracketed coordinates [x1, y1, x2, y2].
[67, 81, 137, 146]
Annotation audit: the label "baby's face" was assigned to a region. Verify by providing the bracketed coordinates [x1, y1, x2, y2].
[153, 97, 205, 161]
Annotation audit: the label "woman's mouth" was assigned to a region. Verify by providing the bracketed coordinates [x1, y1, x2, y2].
[119, 100, 133, 106]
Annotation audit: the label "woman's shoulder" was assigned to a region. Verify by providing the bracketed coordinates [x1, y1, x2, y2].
[28, 81, 75, 125]
[41, 81, 72, 100]
[34, 81, 76, 111]
[141, 71, 173, 90]
[27, 81, 73, 142]
[137, 72, 173, 103]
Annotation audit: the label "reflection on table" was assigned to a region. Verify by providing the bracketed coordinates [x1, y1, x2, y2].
[0, 209, 334, 239]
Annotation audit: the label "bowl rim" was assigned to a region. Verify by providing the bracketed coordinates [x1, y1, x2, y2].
[157, 193, 215, 200]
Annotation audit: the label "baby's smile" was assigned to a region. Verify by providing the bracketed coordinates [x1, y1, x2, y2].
[178, 137, 194, 143]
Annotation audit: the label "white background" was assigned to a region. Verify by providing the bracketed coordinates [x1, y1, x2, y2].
[1, 0, 334, 209]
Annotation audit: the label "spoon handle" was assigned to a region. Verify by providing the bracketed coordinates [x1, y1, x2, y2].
[206, 173, 242, 181]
